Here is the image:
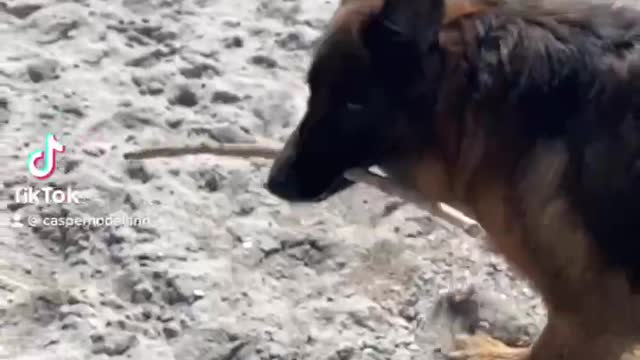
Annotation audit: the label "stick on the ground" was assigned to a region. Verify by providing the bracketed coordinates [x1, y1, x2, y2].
[123, 143, 281, 160]
[123, 143, 483, 236]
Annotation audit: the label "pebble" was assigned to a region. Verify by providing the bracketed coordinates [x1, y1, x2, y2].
[26, 58, 60, 83]
[248, 54, 278, 69]
[91, 332, 138, 356]
[131, 282, 154, 303]
[125, 161, 153, 183]
[211, 90, 243, 104]
[163, 322, 181, 339]
[169, 86, 199, 107]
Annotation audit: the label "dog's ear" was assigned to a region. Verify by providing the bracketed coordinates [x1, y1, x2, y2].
[365, 0, 494, 52]
[369, 0, 445, 54]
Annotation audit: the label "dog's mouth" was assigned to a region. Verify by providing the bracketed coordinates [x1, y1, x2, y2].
[312, 165, 391, 201]
[311, 175, 356, 201]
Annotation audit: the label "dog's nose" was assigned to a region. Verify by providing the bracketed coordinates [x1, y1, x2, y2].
[265, 172, 302, 201]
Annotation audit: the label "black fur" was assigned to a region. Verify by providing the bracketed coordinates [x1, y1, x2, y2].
[461, 3, 640, 287]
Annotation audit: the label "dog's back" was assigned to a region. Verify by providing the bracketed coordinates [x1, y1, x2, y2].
[442, 0, 640, 289]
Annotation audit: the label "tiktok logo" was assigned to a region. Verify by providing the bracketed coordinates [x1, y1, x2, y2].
[27, 133, 65, 180]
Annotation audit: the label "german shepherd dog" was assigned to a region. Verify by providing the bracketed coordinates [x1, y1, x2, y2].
[266, 0, 640, 358]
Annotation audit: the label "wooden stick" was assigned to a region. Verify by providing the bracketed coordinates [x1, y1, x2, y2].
[344, 169, 483, 236]
[123, 143, 483, 236]
[123, 143, 281, 160]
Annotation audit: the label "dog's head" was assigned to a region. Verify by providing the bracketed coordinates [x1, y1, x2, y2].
[266, 0, 463, 202]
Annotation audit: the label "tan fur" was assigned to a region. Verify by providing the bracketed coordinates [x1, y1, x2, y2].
[332, 0, 498, 37]
[332, 0, 384, 37]
[377, 9, 640, 356]
[395, 113, 640, 360]
[443, 0, 498, 23]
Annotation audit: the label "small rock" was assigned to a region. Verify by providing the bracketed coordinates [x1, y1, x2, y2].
[188, 168, 222, 192]
[134, 25, 177, 43]
[256, 1, 301, 24]
[125, 161, 152, 183]
[336, 346, 355, 360]
[131, 282, 153, 303]
[3, 176, 27, 188]
[118, 99, 133, 107]
[27, 3, 85, 44]
[146, 81, 165, 95]
[103, 227, 129, 247]
[31, 292, 65, 325]
[2, 2, 43, 19]
[211, 90, 242, 104]
[179, 63, 220, 79]
[0, 106, 9, 126]
[169, 86, 199, 107]
[399, 306, 417, 322]
[362, 348, 385, 360]
[261, 342, 288, 359]
[249, 55, 278, 69]
[125, 48, 171, 68]
[222, 19, 242, 28]
[140, 306, 155, 321]
[193, 289, 205, 299]
[82, 144, 106, 157]
[276, 31, 312, 51]
[433, 287, 540, 347]
[53, 99, 84, 117]
[165, 117, 184, 129]
[173, 329, 247, 360]
[162, 275, 207, 305]
[258, 236, 282, 254]
[26, 59, 60, 83]
[233, 194, 257, 215]
[60, 315, 82, 331]
[226, 218, 282, 254]
[62, 159, 80, 174]
[91, 332, 138, 356]
[100, 297, 126, 310]
[163, 322, 181, 339]
[203, 173, 220, 192]
[223, 35, 244, 48]
[90, 333, 104, 344]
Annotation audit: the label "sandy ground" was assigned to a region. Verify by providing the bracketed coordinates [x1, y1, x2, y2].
[0, 0, 545, 359]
